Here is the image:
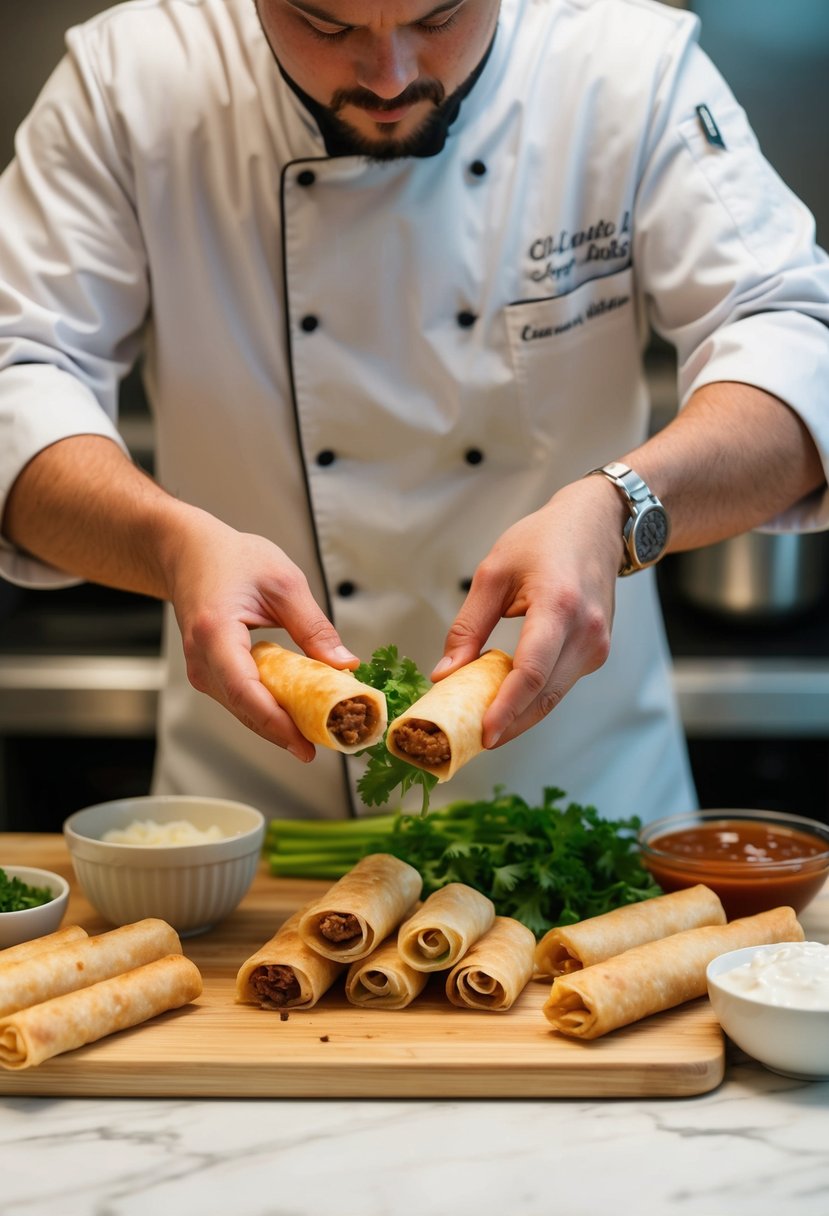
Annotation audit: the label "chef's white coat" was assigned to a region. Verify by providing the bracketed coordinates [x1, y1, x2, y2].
[2, 0, 829, 823]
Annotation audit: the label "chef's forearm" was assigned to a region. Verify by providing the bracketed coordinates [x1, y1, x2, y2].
[619, 382, 826, 552]
[2, 434, 204, 598]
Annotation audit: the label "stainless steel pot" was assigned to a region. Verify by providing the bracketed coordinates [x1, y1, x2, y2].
[670, 531, 829, 620]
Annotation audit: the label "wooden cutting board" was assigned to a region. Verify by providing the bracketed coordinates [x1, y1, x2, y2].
[0, 833, 725, 1099]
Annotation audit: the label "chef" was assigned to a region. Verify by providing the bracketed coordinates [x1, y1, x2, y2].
[1, 0, 828, 824]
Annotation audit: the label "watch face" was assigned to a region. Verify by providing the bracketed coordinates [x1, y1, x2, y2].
[633, 506, 670, 565]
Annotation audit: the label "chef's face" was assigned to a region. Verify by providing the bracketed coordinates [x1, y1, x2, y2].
[254, 0, 501, 158]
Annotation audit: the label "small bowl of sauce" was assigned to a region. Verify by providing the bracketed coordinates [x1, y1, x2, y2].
[707, 941, 829, 1079]
[638, 809, 829, 919]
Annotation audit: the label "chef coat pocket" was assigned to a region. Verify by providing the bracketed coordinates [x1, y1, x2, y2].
[678, 104, 798, 265]
[505, 268, 642, 454]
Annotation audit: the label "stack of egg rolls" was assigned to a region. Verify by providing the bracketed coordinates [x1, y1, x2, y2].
[0, 918, 202, 1069]
[542, 902, 804, 1039]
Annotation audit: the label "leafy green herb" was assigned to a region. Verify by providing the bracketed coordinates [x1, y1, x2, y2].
[265, 787, 662, 937]
[0, 867, 54, 913]
[354, 645, 439, 815]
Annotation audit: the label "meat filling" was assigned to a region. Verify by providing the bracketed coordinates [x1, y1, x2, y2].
[319, 912, 362, 943]
[392, 718, 451, 768]
[327, 696, 378, 747]
[250, 964, 301, 1008]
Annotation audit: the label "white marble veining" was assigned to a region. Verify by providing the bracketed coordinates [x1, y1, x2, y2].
[2, 1057, 828, 1216]
[3, 886, 827, 1215]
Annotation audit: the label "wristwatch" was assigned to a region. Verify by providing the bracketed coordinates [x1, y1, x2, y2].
[587, 461, 670, 576]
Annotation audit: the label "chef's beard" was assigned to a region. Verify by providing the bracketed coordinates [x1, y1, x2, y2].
[269, 37, 496, 161]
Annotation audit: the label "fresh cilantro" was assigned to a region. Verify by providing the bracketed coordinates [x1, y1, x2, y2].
[0, 867, 54, 913]
[354, 645, 439, 815]
[379, 787, 662, 936]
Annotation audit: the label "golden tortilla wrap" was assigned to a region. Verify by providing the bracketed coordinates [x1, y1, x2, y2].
[534, 885, 726, 979]
[0, 918, 181, 1017]
[543, 905, 804, 1040]
[345, 937, 429, 1010]
[446, 916, 536, 1011]
[297, 854, 422, 963]
[252, 641, 387, 753]
[0, 954, 203, 1070]
[386, 649, 512, 781]
[0, 925, 88, 966]
[398, 883, 496, 972]
[236, 906, 345, 1009]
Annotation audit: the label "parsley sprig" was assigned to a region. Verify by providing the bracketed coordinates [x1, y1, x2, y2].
[353, 645, 439, 815]
[265, 787, 661, 937]
[0, 867, 54, 913]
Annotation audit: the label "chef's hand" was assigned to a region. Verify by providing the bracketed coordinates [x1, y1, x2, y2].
[164, 516, 358, 762]
[432, 476, 628, 748]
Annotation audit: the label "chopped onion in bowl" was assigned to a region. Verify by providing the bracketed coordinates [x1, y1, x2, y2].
[101, 819, 227, 846]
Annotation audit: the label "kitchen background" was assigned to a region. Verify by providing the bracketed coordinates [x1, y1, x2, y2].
[1, 0, 829, 829]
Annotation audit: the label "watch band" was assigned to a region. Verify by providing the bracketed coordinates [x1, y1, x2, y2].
[586, 461, 670, 576]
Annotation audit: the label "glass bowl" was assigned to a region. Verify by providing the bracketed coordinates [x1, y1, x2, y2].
[638, 808, 829, 920]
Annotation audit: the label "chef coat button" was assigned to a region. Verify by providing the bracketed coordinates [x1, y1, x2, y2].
[316, 449, 336, 467]
[300, 314, 319, 333]
[297, 169, 316, 187]
[465, 447, 484, 466]
[457, 310, 477, 329]
[337, 581, 357, 598]
[470, 160, 487, 178]
[459, 577, 473, 592]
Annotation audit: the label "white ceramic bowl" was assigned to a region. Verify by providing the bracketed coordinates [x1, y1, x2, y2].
[0, 866, 70, 949]
[707, 944, 829, 1081]
[63, 796, 266, 937]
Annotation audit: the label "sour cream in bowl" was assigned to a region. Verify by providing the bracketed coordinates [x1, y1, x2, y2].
[707, 941, 829, 1080]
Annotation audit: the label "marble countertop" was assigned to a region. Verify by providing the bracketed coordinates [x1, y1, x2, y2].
[3, 882, 828, 1216]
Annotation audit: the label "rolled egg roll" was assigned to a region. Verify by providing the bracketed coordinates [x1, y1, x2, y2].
[345, 938, 429, 1010]
[0, 954, 203, 1070]
[534, 885, 726, 979]
[236, 906, 345, 1009]
[386, 649, 512, 781]
[0, 925, 88, 966]
[0, 918, 181, 1017]
[398, 883, 495, 972]
[543, 905, 804, 1040]
[297, 854, 422, 963]
[252, 641, 387, 753]
[446, 916, 535, 1011]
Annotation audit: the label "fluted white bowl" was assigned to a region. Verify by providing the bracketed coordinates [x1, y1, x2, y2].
[0, 866, 70, 949]
[63, 796, 265, 936]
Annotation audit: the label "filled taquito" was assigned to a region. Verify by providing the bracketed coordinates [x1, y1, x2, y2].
[0, 925, 88, 966]
[297, 854, 422, 963]
[0, 918, 181, 1017]
[446, 916, 535, 1012]
[386, 649, 512, 781]
[534, 885, 726, 979]
[252, 641, 387, 753]
[236, 906, 345, 1009]
[543, 905, 804, 1040]
[345, 938, 429, 1010]
[398, 883, 495, 972]
[0, 954, 203, 1070]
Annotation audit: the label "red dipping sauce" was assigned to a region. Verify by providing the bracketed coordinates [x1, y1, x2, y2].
[638, 810, 829, 919]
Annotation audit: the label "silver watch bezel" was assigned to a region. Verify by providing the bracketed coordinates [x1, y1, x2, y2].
[587, 461, 670, 576]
